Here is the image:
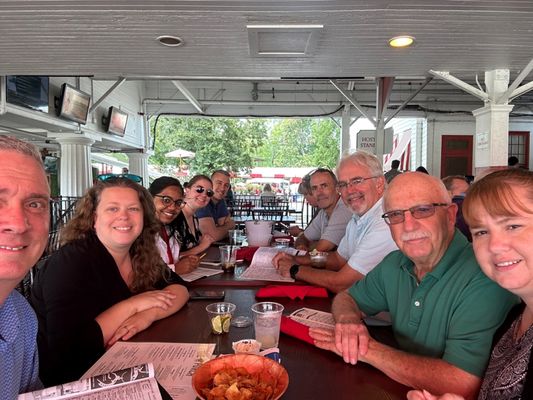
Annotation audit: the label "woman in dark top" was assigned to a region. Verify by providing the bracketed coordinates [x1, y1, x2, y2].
[408, 168, 533, 400]
[179, 174, 215, 256]
[31, 177, 189, 386]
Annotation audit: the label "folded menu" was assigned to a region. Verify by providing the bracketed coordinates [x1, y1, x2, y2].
[280, 316, 315, 345]
[256, 285, 328, 300]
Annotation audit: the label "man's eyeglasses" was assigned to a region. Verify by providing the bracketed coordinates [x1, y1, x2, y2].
[194, 186, 214, 197]
[382, 203, 449, 225]
[154, 195, 184, 208]
[336, 176, 379, 191]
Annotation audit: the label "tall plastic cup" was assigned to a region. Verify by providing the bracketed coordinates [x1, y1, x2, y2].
[219, 245, 239, 272]
[228, 229, 245, 246]
[251, 302, 284, 349]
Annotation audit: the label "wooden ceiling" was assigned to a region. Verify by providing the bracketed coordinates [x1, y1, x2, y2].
[2, 1, 533, 118]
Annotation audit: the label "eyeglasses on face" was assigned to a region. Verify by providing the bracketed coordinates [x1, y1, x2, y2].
[194, 186, 214, 197]
[336, 176, 378, 191]
[382, 203, 449, 225]
[154, 195, 184, 208]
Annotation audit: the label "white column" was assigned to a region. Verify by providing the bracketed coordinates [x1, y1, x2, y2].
[56, 135, 95, 197]
[471, 69, 513, 175]
[340, 104, 351, 157]
[472, 103, 514, 174]
[127, 152, 150, 187]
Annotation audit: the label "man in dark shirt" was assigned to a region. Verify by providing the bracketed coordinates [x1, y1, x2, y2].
[197, 170, 236, 241]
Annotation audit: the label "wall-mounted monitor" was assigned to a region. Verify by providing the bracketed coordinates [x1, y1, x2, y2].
[104, 106, 129, 137]
[6, 76, 49, 113]
[55, 83, 91, 124]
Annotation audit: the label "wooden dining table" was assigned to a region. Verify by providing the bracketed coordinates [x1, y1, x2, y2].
[133, 287, 410, 400]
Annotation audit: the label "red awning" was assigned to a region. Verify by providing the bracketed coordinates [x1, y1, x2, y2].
[290, 177, 302, 184]
[274, 173, 285, 178]
[250, 173, 262, 178]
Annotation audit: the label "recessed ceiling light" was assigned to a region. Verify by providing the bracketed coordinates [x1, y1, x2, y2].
[388, 35, 415, 48]
[156, 35, 184, 47]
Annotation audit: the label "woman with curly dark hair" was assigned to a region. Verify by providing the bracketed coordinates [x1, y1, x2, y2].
[31, 177, 189, 386]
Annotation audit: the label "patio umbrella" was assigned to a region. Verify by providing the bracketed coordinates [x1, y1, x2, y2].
[165, 149, 195, 159]
[165, 149, 195, 175]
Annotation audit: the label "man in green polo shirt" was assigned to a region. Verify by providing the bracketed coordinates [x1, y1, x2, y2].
[310, 172, 517, 398]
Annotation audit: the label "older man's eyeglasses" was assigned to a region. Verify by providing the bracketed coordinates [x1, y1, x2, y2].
[336, 176, 379, 191]
[194, 186, 214, 197]
[382, 203, 449, 225]
[154, 195, 184, 208]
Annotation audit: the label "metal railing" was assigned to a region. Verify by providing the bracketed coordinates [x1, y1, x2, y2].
[230, 194, 315, 228]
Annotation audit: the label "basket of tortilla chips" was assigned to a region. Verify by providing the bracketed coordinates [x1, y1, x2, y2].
[192, 354, 289, 400]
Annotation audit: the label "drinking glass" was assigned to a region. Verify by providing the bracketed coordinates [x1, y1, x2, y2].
[251, 302, 284, 349]
[228, 229, 245, 246]
[206, 302, 236, 335]
[219, 245, 239, 272]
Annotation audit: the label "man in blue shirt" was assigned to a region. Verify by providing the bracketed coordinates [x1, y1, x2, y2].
[197, 170, 236, 241]
[0, 136, 50, 397]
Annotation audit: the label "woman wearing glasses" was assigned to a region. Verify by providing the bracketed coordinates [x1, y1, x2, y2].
[408, 168, 533, 400]
[179, 174, 215, 256]
[149, 177, 201, 274]
[31, 177, 189, 386]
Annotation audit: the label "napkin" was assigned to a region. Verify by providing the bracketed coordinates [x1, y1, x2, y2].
[236, 246, 259, 263]
[280, 316, 314, 345]
[255, 285, 328, 300]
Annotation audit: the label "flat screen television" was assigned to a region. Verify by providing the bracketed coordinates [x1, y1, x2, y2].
[104, 106, 129, 137]
[56, 83, 91, 124]
[6, 76, 49, 113]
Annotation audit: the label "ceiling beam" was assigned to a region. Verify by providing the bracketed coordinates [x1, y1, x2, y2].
[428, 70, 488, 102]
[330, 80, 376, 126]
[510, 81, 533, 102]
[171, 80, 204, 113]
[384, 76, 433, 128]
[499, 57, 533, 103]
[376, 77, 395, 128]
[89, 77, 127, 114]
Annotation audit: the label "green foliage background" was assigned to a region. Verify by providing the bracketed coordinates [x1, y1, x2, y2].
[149, 116, 340, 175]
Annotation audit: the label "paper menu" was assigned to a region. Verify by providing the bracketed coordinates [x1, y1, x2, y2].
[82, 342, 215, 400]
[180, 267, 223, 282]
[289, 307, 335, 329]
[239, 246, 302, 282]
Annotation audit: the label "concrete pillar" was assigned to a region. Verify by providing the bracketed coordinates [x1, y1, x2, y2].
[56, 135, 95, 197]
[127, 152, 150, 187]
[340, 104, 351, 157]
[471, 69, 513, 175]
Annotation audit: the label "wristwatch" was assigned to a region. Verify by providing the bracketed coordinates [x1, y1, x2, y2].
[290, 264, 300, 280]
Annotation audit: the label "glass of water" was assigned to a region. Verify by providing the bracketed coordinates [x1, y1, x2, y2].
[251, 302, 284, 349]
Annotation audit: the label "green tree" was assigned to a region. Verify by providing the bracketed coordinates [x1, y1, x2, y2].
[254, 118, 340, 168]
[150, 117, 267, 175]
